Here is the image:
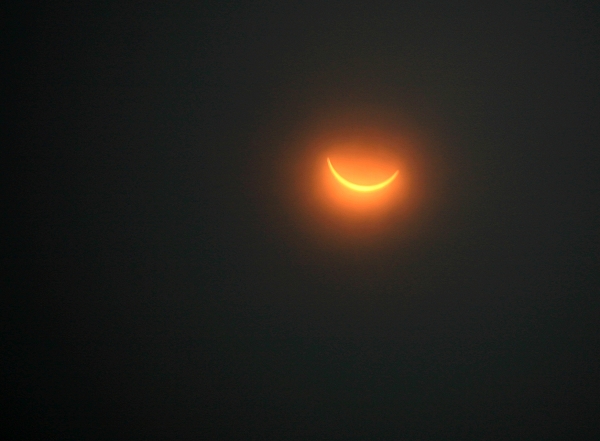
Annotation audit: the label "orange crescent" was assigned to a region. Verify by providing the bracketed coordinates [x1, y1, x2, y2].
[327, 157, 399, 192]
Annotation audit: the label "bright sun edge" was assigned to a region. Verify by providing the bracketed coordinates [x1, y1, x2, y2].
[327, 157, 399, 192]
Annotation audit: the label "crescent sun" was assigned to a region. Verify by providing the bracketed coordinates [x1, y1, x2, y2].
[327, 157, 399, 192]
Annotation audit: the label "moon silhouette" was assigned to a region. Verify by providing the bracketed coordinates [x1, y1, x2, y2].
[327, 157, 399, 192]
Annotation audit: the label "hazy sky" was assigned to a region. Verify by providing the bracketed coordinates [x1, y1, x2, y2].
[8, 1, 600, 439]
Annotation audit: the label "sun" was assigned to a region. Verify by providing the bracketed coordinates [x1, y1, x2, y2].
[327, 157, 399, 192]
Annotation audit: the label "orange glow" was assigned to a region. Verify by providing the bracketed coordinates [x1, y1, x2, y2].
[248, 104, 444, 251]
[327, 157, 399, 192]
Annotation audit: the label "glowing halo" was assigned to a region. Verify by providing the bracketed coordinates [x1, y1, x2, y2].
[327, 157, 399, 192]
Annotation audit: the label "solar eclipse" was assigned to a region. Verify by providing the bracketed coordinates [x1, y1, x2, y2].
[327, 157, 399, 192]
[252, 104, 441, 250]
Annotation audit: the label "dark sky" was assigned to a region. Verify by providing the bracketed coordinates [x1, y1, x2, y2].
[7, 1, 600, 439]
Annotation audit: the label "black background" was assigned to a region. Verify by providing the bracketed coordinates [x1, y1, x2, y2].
[6, 1, 600, 439]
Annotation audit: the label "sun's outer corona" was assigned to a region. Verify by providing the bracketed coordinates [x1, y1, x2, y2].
[327, 157, 399, 192]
